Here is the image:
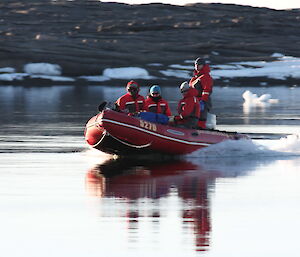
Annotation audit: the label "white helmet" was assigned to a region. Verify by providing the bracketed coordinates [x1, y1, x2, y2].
[180, 81, 189, 93]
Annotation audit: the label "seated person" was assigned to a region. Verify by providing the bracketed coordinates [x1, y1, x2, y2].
[171, 81, 200, 129]
[115, 80, 145, 115]
[145, 85, 172, 116]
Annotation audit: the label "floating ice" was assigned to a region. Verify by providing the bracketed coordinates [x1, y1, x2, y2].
[0, 73, 28, 81]
[212, 55, 300, 80]
[271, 53, 285, 58]
[24, 63, 62, 76]
[161, 54, 300, 81]
[79, 75, 110, 82]
[0, 67, 15, 73]
[1, 53, 300, 83]
[147, 63, 163, 67]
[242, 90, 279, 106]
[29, 75, 75, 82]
[159, 69, 190, 78]
[103, 67, 154, 79]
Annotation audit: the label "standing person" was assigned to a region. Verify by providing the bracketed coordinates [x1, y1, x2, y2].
[145, 85, 172, 116]
[172, 81, 200, 129]
[189, 57, 213, 128]
[115, 80, 145, 115]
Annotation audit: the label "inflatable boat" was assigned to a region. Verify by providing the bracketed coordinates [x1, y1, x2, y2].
[84, 106, 248, 156]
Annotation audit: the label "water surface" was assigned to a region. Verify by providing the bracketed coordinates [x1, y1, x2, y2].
[0, 85, 300, 257]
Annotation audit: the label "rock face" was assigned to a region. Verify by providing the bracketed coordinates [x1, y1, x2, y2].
[1, 0, 300, 82]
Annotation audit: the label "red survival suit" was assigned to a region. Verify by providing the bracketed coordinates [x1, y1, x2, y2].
[145, 96, 172, 116]
[176, 88, 200, 129]
[115, 93, 145, 114]
[189, 64, 213, 128]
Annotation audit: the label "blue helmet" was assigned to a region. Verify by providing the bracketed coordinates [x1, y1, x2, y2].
[149, 85, 161, 96]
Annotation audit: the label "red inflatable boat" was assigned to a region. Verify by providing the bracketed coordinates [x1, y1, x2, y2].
[84, 109, 248, 156]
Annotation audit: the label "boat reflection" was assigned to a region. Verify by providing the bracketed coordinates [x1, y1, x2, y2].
[86, 157, 253, 252]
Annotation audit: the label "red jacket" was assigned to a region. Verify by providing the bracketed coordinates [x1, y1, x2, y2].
[145, 96, 172, 116]
[178, 89, 200, 120]
[189, 64, 213, 102]
[115, 93, 145, 113]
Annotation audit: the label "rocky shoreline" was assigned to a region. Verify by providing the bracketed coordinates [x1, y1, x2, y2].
[1, 0, 300, 86]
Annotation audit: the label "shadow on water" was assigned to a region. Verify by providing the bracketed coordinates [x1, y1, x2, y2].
[85, 156, 278, 252]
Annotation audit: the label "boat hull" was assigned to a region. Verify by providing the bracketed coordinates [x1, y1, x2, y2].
[84, 110, 248, 156]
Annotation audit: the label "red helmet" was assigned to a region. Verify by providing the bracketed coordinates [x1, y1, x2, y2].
[126, 80, 140, 93]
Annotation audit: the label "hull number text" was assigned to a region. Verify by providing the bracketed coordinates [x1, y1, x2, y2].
[140, 120, 157, 131]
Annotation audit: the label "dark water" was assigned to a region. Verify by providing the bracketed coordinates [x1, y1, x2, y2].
[0, 85, 300, 256]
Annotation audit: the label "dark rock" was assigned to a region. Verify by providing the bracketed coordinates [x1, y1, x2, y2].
[0, 0, 299, 85]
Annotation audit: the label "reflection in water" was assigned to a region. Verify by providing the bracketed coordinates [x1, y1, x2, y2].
[85, 157, 255, 252]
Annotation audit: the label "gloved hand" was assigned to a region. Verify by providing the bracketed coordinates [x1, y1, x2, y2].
[199, 100, 205, 112]
[128, 112, 137, 117]
[174, 115, 182, 122]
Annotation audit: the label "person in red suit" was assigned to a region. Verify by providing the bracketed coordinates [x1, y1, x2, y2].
[144, 85, 172, 116]
[173, 81, 200, 129]
[189, 57, 213, 128]
[115, 80, 145, 115]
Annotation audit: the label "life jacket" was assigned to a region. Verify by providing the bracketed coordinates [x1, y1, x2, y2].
[115, 93, 145, 113]
[145, 96, 172, 116]
[189, 64, 213, 102]
[178, 89, 200, 120]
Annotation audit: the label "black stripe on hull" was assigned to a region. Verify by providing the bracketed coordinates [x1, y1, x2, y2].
[94, 134, 154, 155]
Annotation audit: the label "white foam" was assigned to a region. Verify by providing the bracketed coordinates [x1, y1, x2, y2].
[188, 133, 300, 160]
[267, 134, 300, 153]
[189, 139, 274, 158]
[24, 63, 62, 76]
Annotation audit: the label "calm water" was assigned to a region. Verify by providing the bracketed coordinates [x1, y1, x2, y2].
[0, 85, 300, 257]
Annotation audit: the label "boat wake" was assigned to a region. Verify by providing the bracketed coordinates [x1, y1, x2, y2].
[188, 133, 300, 159]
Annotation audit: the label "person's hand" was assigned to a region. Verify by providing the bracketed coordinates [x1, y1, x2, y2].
[174, 115, 182, 122]
[128, 112, 137, 117]
[200, 100, 205, 112]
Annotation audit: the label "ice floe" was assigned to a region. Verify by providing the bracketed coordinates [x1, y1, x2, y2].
[0, 67, 15, 73]
[159, 54, 300, 81]
[0, 54, 300, 83]
[242, 90, 279, 106]
[103, 67, 155, 80]
[24, 63, 62, 76]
